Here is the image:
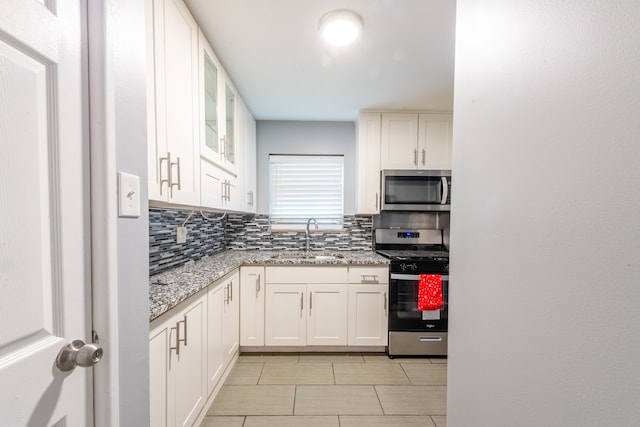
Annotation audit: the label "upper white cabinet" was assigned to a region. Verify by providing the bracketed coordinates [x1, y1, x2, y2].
[356, 112, 382, 214]
[236, 98, 257, 213]
[199, 31, 238, 176]
[147, 0, 200, 206]
[380, 113, 453, 170]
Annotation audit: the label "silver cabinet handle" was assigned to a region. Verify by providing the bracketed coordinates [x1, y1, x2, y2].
[309, 291, 313, 313]
[421, 149, 426, 166]
[159, 154, 170, 195]
[413, 148, 418, 166]
[229, 281, 233, 302]
[177, 315, 188, 348]
[361, 274, 379, 283]
[300, 292, 304, 315]
[256, 274, 261, 294]
[56, 340, 103, 372]
[384, 292, 387, 316]
[220, 135, 226, 159]
[375, 193, 379, 210]
[170, 156, 181, 196]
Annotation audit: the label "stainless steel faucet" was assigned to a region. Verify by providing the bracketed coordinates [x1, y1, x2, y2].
[305, 217, 318, 252]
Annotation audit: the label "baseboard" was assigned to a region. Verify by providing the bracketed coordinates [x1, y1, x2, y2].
[239, 345, 387, 353]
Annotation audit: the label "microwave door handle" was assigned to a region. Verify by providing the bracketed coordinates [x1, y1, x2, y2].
[440, 177, 449, 205]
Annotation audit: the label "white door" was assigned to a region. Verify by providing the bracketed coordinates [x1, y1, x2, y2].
[0, 1, 96, 426]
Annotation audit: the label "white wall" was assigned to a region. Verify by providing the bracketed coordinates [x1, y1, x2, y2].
[88, 1, 150, 425]
[256, 120, 356, 214]
[448, 1, 640, 426]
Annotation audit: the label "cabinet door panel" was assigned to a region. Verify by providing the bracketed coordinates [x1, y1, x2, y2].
[240, 267, 265, 346]
[149, 325, 169, 427]
[357, 113, 382, 214]
[265, 284, 306, 346]
[222, 273, 240, 364]
[170, 298, 206, 427]
[381, 113, 419, 169]
[307, 284, 348, 345]
[348, 284, 388, 346]
[418, 114, 453, 170]
[207, 285, 225, 395]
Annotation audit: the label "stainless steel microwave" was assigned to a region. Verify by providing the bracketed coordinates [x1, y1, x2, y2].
[381, 169, 451, 211]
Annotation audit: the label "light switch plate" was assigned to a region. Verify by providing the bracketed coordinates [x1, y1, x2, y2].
[118, 172, 140, 218]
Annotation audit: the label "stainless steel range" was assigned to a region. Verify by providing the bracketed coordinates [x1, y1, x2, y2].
[374, 214, 450, 357]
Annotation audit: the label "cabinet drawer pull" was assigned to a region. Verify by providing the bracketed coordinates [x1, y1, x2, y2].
[421, 149, 426, 166]
[159, 154, 170, 195]
[256, 274, 261, 294]
[300, 292, 304, 315]
[413, 148, 418, 166]
[229, 281, 233, 302]
[361, 274, 379, 283]
[170, 156, 181, 195]
[309, 292, 313, 313]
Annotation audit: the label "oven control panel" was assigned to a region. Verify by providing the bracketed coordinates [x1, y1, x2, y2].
[398, 231, 419, 239]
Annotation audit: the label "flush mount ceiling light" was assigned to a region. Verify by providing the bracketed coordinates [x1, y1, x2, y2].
[318, 9, 363, 46]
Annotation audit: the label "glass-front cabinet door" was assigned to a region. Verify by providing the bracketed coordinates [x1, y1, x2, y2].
[204, 52, 219, 156]
[199, 32, 238, 175]
[224, 82, 236, 169]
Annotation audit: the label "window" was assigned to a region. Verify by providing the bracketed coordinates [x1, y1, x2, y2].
[269, 155, 344, 229]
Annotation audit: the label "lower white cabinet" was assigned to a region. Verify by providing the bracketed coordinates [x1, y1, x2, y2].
[347, 284, 388, 346]
[207, 271, 239, 394]
[348, 266, 389, 346]
[260, 266, 387, 347]
[240, 266, 265, 346]
[149, 269, 239, 427]
[149, 292, 207, 427]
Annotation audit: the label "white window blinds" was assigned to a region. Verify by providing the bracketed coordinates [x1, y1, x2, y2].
[269, 155, 344, 226]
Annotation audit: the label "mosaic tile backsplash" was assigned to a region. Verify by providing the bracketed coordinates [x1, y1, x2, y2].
[149, 208, 374, 275]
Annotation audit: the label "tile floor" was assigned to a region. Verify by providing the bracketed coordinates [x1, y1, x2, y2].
[200, 353, 447, 427]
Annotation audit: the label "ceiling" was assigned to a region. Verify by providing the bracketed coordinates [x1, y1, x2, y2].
[184, 0, 457, 121]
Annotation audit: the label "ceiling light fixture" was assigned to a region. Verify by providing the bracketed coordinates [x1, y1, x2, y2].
[318, 9, 363, 46]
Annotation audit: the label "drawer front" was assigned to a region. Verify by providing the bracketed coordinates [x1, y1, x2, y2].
[266, 266, 348, 284]
[348, 266, 389, 284]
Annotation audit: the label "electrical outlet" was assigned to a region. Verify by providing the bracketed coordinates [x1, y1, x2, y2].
[176, 226, 187, 244]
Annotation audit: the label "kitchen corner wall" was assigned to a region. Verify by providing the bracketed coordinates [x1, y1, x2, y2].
[149, 207, 373, 275]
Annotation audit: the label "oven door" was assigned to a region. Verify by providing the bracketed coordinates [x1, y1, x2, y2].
[388, 273, 449, 331]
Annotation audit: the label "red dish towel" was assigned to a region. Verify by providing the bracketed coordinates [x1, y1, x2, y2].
[418, 274, 443, 311]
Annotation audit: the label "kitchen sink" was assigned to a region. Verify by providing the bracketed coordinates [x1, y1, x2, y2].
[270, 252, 345, 260]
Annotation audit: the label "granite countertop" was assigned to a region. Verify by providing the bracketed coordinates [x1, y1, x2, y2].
[149, 250, 389, 322]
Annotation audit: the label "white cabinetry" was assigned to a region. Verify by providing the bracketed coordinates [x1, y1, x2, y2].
[265, 267, 349, 346]
[199, 31, 238, 176]
[240, 266, 265, 346]
[149, 292, 207, 427]
[380, 112, 453, 170]
[147, 0, 200, 205]
[347, 267, 389, 346]
[356, 112, 382, 214]
[207, 270, 239, 394]
[236, 98, 257, 212]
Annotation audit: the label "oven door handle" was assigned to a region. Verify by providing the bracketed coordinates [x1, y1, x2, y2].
[390, 273, 449, 281]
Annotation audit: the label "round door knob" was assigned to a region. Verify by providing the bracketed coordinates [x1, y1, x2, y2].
[56, 339, 104, 372]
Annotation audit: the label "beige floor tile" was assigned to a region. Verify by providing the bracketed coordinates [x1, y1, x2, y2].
[340, 415, 436, 426]
[243, 415, 339, 426]
[401, 364, 448, 385]
[432, 415, 447, 427]
[259, 362, 334, 384]
[199, 416, 245, 427]
[363, 354, 432, 364]
[375, 385, 447, 415]
[238, 353, 299, 363]
[225, 362, 264, 385]
[334, 363, 410, 385]
[299, 352, 364, 363]
[207, 385, 295, 416]
[295, 385, 383, 415]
